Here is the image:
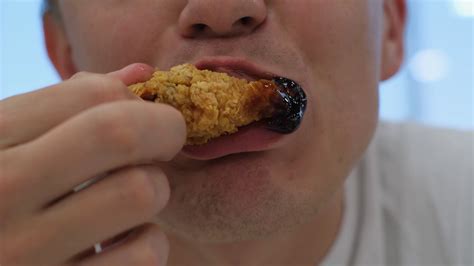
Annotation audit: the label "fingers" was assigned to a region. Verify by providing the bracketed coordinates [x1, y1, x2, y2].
[0, 63, 175, 266]
[2, 166, 169, 265]
[2, 101, 185, 215]
[106, 63, 155, 85]
[70, 63, 154, 85]
[0, 63, 154, 149]
[74, 224, 169, 266]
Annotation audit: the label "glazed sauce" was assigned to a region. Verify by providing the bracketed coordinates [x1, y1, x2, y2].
[265, 77, 307, 134]
[137, 77, 307, 135]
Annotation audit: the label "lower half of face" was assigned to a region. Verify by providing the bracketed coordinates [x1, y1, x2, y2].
[60, 0, 382, 242]
[155, 72, 378, 242]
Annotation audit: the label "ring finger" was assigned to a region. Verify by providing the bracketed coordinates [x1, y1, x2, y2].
[7, 165, 170, 265]
[73, 223, 169, 266]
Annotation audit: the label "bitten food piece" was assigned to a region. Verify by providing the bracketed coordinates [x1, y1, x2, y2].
[129, 64, 307, 145]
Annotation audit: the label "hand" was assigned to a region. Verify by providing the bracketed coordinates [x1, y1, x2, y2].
[0, 64, 186, 265]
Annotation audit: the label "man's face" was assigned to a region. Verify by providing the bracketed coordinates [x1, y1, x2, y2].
[54, 0, 391, 242]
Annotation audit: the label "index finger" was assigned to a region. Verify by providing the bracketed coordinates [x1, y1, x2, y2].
[0, 63, 154, 149]
[2, 101, 186, 212]
[106, 63, 155, 86]
[71, 63, 154, 86]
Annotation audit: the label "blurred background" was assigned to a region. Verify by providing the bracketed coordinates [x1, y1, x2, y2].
[1, 0, 473, 130]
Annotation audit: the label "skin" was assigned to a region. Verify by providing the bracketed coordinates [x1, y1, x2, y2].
[0, 0, 406, 265]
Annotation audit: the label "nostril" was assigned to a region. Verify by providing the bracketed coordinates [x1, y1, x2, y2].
[192, 23, 207, 32]
[238, 16, 254, 26]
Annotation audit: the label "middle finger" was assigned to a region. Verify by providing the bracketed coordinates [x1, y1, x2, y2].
[0, 63, 153, 149]
[3, 101, 185, 214]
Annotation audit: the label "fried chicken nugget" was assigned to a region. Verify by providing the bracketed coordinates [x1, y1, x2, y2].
[129, 64, 306, 145]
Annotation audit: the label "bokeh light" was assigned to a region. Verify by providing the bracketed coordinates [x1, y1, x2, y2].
[408, 49, 451, 83]
[452, 0, 474, 17]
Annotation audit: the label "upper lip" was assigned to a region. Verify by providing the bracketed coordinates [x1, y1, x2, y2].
[193, 56, 277, 81]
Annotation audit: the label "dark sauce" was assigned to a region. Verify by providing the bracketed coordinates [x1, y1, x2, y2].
[265, 77, 307, 134]
[137, 78, 307, 135]
[140, 90, 158, 102]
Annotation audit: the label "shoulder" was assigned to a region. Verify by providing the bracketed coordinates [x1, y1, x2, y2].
[366, 121, 472, 199]
[362, 121, 473, 265]
[373, 121, 472, 177]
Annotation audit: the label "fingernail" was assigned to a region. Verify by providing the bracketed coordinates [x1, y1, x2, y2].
[133, 63, 153, 73]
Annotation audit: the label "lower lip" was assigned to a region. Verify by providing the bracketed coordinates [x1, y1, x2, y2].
[180, 122, 285, 160]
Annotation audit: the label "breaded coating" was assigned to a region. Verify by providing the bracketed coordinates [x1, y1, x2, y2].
[129, 64, 278, 145]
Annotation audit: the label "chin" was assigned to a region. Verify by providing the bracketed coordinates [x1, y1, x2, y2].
[153, 145, 321, 243]
[152, 105, 339, 243]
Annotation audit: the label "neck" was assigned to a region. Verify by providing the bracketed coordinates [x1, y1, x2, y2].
[166, 189, 344, 266]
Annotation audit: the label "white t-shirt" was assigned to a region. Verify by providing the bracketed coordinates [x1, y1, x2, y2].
[321, 122, 473, 266]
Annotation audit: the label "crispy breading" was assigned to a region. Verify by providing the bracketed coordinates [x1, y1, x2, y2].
[129, 64, 278, 145]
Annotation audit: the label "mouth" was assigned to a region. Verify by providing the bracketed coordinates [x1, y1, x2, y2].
[181, 57, 307, 160]
[194, 57, 275, 81]
[181, 121, 285, 160]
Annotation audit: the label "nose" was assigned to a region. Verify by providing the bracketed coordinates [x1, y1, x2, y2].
[178, 0, 267, 38]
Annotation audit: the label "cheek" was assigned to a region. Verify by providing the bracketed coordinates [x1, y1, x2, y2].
[291, 2, 380, 141]
[274, 0, 382, 96]
[269, 1, 381, 189]
[277, 1, 382, 64]
[61, 2, 175, 72]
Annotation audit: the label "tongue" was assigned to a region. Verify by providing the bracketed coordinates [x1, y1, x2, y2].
[181, 122, 283, 160]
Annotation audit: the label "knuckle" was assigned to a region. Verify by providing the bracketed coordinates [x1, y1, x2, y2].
[158, 107, 187, 160]
[150, 169, 170, 209]
[85, 75, 132, 103]
[143, 104, 186, 162]
[118, 169, 161, 217]
[70, 71, 90, 80]
[134, 249, 162, 266]
[91, 109, 140, 156]
[134, 231, 168, 266]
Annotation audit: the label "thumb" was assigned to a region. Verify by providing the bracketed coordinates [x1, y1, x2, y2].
[107, 63, 155, 86]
